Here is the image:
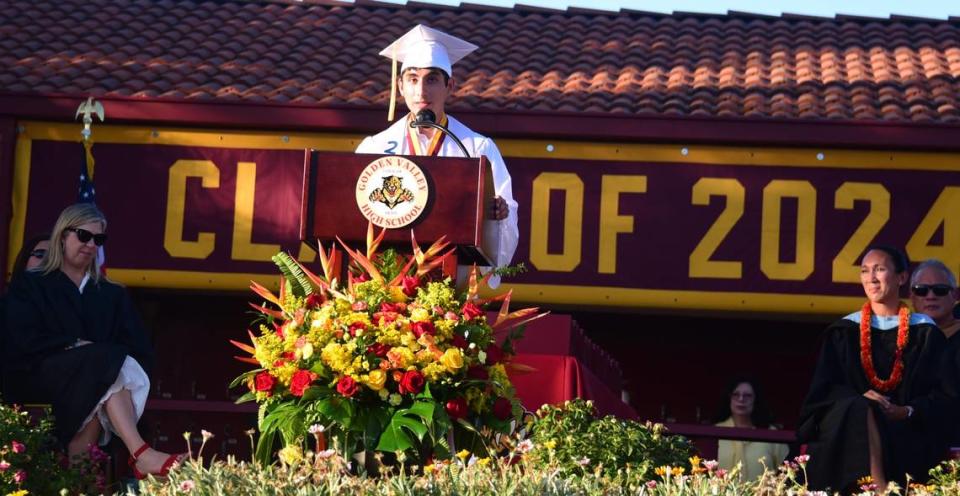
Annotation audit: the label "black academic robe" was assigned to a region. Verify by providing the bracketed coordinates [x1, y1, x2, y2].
[939, 332, 960, 450]
[797, 318, 946, 491]
[3, 270, 153, 445]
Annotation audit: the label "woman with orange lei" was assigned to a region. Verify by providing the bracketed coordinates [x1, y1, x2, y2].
[798, 246, 947, 492]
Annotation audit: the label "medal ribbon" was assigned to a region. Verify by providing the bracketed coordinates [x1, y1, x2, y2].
[406, 113, 448, 156]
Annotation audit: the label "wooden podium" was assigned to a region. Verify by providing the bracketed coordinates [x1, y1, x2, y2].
[300, 150, 495, 268]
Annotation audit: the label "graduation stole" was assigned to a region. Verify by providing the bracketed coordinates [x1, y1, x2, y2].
[405, 113, 448, 156]
[859, 302, 910, 392]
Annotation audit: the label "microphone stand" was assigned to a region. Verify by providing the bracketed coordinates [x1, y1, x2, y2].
[410, 110, 471, 158]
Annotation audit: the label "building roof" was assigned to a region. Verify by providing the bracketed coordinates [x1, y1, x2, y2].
[1, 0, 960, 125]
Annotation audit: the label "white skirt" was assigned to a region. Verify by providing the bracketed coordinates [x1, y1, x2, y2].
[80, 355, 150, 445]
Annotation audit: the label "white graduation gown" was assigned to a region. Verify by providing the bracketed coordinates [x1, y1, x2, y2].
[356, 115, 519, 287]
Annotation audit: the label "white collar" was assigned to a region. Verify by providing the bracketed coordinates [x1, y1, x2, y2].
[78, 273, 90, 294]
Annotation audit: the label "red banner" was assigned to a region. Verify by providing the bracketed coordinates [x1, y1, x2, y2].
[8, 123, 960, 314]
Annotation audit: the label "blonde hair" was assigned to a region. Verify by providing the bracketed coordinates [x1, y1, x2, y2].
[39, 203, 107, 284]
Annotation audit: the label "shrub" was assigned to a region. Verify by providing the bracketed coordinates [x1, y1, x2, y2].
[526, 399, 695, 480]
[0, 402, 104, 495]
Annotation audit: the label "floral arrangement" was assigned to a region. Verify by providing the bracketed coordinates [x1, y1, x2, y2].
[231, 226, 543, 465]
[0, 403, 105, 495]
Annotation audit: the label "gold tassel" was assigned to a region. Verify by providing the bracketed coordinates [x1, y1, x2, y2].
[84, 139, 95, 180]
[387, 47, 398, 122]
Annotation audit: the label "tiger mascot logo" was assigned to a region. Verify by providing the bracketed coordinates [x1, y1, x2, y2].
[368, 175, 415, 209]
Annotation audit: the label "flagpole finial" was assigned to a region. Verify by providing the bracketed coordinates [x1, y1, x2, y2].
[75, 97, 105, 141]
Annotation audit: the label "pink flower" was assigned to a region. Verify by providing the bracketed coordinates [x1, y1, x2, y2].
[716, 468, 728, 479]
[646, 480, 658, 489]
[13, 469, 26, 484]
[400, 275, 420, 297]
[0, 460, 9, 471]
[703, 459, 719, 471]
[794, 454, 810, 464]
[10, 441, 24, 454]
[516, 439, 534, 454]
[444, 311, 459, 322]
[180, 480, 196, 492]
[352, 301, 368, 311]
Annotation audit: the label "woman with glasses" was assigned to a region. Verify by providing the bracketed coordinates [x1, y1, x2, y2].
[1, 232, 50, 404]
[4, 203, 183, 478]
[713, 377, 788, 480]
[797, 246, 949, 492]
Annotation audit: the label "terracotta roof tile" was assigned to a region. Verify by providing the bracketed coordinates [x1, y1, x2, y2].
[2, 0, 960, 124]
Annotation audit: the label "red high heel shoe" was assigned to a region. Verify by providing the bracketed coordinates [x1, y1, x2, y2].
[127, 443, 185, 479]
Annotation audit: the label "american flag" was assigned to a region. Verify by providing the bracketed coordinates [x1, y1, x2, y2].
[79, 138, 105, 268]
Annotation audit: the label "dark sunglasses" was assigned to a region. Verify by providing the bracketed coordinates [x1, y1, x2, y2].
[912, 284, 953, 297]
[29, 248, 47, 258]
[65, 227, 107, 246]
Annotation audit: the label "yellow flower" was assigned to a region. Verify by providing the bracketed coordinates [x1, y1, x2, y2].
[278, 445, 303, 466]
[298, 342, 314, 360]
[857, 476, 874, 485]
[456, 449, 470, 462]
[422, 362, 447, 382]
[7, 490, 29, 496]
[655, 466, 668, 477]
[440, 348, 464, 372]
[477, 457, 490, 467]
[689, 455, 701, 468]
[389, 286, 407, 302]
[424, 464, 436, 475]
[543, 439, 557, 450]
[409, 308, 430, 322]
[671, 466, 685, 477]
[365, 370, 386, 391]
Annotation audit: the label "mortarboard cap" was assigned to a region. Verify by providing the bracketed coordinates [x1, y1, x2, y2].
[379, 25, 478, 77]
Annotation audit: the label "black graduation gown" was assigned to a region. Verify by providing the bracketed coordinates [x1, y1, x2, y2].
[3, 270, 153, 445]
[938, 332, 960, 450]
[797, 318, 946, 491]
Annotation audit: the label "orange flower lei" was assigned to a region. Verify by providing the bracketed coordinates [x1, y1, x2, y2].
[859, 302, 910, 393]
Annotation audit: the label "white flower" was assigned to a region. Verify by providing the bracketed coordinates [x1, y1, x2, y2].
[316, 449, 336, 459]
[516, 439, 534, 454]
[576, 457, 590, 466]
[308, 424, 325, 435]
[201, 430, 214, 441]
[180, 480, 196, 492]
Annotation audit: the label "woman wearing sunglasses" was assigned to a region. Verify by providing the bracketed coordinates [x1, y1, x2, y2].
[4, 203, 183, 478]
[1, 232, 50, 403]
[798, 246, 948, 492]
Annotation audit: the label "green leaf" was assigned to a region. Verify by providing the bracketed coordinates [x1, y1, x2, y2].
[235, 391, 257, 404]
[375, 406, 431, 452]
[272, 251, 313, 298]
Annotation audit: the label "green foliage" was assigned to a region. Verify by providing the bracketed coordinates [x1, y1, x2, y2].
[527, 399, 695, 480]
[0, 402, 104, 495]
[490, 263, 527, 278]
[372, 248, 408, 282]
[272, 252, 313, 298]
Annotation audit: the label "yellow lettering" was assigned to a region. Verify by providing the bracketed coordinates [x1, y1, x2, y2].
[832, 182, 890, 282]
[906, 186, 960, 277]
[760, 180, 816, 280]
[689, 178, 745, 279]
[598, 175, 647, 274]
[163, 160, 218, 259]
[231, 162, 281, 261]
[529, 173, 583, 272]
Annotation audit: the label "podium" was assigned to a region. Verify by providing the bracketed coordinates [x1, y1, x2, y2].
[300, 150, 496, 272]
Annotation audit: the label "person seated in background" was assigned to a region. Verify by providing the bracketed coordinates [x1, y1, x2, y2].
[910, 259, 960, 452]
[3, 203, 183, 477]
[1, 232, 50, 403]
[713, 376, 788, 480]
[798, 246, 946, 492]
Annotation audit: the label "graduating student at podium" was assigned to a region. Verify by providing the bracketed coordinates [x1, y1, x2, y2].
[356, 25, 519, 286]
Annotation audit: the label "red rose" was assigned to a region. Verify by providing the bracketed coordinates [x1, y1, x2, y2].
[254, 372, 276, 392]
[380, 302, 405, 313]
[336, 376, 359, 398]
[289, 370, 316, 397]
[451, 334, 468, 349]
[367, 343, 391, 358]
[401, 275, 420, 297]
[349, 321, 366, 337]
[485, 343, 504, 364]
[411, 321, 436, 338]
[466, 365, 489, 381]
[283, 351, 296, 361]
[274, 322, 285, 339]
[462, 302, 484, 321]
[445, 397, 468, 420]
[354, 273, 369, 283]
[399, 370, 425, 395]
[493, 397, 513, 420]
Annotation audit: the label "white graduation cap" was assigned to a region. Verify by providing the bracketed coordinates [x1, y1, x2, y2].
[379, 25, 478, 120]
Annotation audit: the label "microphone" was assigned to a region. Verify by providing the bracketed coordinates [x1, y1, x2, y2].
[409, 109, 471, 158]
